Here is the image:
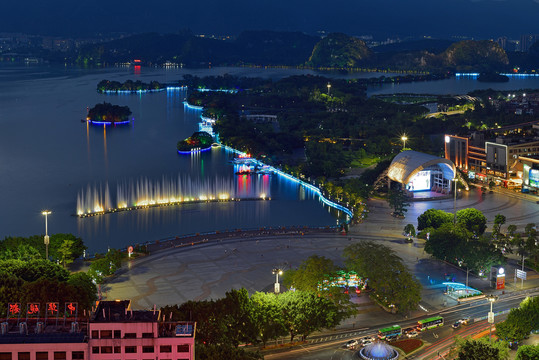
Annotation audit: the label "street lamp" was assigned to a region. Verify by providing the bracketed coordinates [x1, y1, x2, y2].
[487, 295, 498, 341]
[41, 210, 51, 260]
[401, 135, 408, 150]
[272, 268, 283, 294]
[452, 178, 458, 224]
[327, 82, 331, 96]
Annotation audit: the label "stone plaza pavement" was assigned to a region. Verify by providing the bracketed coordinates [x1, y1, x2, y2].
[103, 187, 539, 324]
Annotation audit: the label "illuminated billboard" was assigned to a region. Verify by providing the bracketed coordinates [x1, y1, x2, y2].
[530, 169, 539, 187]
[407, 171, 431, 191]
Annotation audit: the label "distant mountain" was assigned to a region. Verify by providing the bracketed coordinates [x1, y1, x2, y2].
[72, 31, 517, 72]
[75, 31, 319, 66]
[232, 31, 319, 65]
[373, 39, 455, 54]
[307, 33, 373, 67]
[439, 40, 509, 72]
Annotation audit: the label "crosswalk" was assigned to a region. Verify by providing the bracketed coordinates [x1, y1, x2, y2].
[308, 330, 369, 344]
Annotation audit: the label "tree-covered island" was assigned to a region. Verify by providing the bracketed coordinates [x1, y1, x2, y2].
[97, 79, 165, 93]
[86, 102, 132, 124]
[177, 131, 214, 152]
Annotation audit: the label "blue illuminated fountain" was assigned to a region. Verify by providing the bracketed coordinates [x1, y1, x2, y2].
[359, 341, 399, 360]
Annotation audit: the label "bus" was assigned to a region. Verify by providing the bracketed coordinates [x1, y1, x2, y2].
[417, 316, 444, 331]
[378, 325, 402, 340]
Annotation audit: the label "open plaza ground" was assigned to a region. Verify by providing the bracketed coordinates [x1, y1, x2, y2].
[103, 187, 539, 330]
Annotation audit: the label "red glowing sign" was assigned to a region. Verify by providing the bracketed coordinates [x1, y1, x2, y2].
[46, 302, 59, 317]
[27, 303, 40, 317]
[8, 303, 21, 317]
[65, 302, 78, 317]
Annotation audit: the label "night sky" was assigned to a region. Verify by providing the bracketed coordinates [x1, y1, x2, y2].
[2, 0, 539, 39]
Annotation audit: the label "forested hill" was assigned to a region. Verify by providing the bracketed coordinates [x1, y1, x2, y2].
[74, 31, 526, 72]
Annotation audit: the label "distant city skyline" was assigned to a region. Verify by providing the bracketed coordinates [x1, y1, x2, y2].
[2, 0, 539, 40]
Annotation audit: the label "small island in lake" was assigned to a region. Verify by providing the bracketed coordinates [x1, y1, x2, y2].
[97, 79, 166, 93]
[177, 132, 214, 153]
[86, 102, 132, 125]
[477, 72, 509, 83]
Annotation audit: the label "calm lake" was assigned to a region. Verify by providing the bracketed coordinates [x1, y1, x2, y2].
[2, 64, 539, 253]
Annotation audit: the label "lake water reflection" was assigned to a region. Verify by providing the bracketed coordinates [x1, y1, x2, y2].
[0, 64, 347, 253]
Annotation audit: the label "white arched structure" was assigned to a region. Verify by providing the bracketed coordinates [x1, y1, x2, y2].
[388, 151, 456, 193]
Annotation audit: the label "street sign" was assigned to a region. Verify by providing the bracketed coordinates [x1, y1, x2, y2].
[128, 246, 134, 257]
[516, 269, 527, 280]
[488, 311, 494, 324]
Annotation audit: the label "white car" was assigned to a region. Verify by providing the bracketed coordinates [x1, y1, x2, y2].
[361, 336, 375, 344]
[407, 330, 418, 338]
[346, 339, 359, 348]
[362, 340, 372, 347]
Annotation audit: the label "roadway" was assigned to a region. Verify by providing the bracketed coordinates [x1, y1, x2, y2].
[264, 290, 538, 360]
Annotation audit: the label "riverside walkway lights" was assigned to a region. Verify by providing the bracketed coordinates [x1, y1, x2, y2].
[41, 210, 51, 260]
[327, 82, 331, 96]
[273, 268, 283, 294]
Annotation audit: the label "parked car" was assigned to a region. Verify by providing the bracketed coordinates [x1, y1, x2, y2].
[346, 339, 359, 348]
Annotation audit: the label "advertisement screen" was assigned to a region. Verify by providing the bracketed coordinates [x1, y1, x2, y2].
[407, 171, 431, 191]
[530, 169, 539, 187]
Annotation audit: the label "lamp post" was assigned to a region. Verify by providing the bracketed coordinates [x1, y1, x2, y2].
[401, 135, 407, 150]
[452, 178, 458, 224]
[487, 295, 498, 341]
[41, 210, 51, 260]
[273, 268, 283, 294]
[327, 83, 331, 96]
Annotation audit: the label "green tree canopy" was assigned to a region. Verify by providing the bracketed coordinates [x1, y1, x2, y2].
[343, 241, 421, 313]
[515, 344, 539, 360]
[417, 209, 453, 230]
[456, 337, 508, 360]
[496, 296, 539, 342]
[456, 208, 487, 235]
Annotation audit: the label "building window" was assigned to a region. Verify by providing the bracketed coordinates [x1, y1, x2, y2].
[142, 332, 153, 338]
[114, 346, 121, 354]
[92, 348, 99, 354]
[91, 330, 99, 339]
[125, 347, 137, 354]
[71, 352, 84, 360]
[114, 330, 121, 338]
[177, 345, 189, 353]
[124, 332, 136, 339]
[101, 347, 113, 354]
[0, 354, 11, 360]
[53, 353, 66, 360]
[160, 345, 172, 353]
[36, 353, 48, 360]
[100, 330, 113, 339]
[18, 354, 30, 360]
[142, 346, 154, 353]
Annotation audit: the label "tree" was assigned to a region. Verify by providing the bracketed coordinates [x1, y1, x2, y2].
[404, 224, 416, 238]
[456, 337, 508, 360]
[57, 239, 75, 268]
[282, 255, 338, 292]
[343, 241, 421, 314]
[515, 344, 539, 360]
[492, 214, 506, 240]
[220, 288, 257, 346]
[456, 208, 487, 235]
[496, 296, 539, 342]
[67, 272, 98, 311]
[195, 343, 262, 360]
[417, 209, 453, 230]
[388, 188, 410, 217]
[424, 223, 469, 261]
[278, 290, 342, 342]
[250, 292, 286, 346]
